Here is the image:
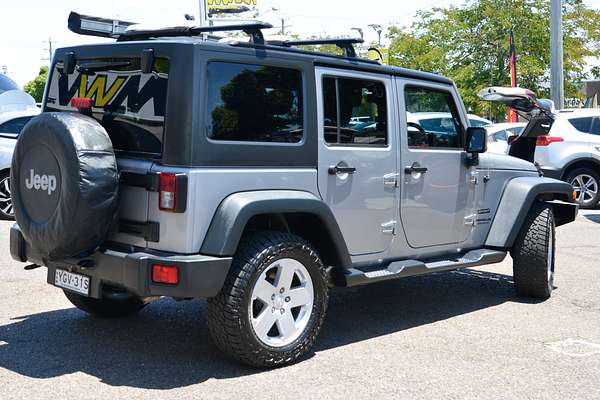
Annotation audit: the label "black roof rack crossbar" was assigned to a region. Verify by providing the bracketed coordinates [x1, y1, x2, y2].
[277, 38, 364, 58]
[229, 41, 382, 65]
[118, 23, 273, 43]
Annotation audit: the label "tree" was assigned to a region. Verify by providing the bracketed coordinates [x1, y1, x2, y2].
[388, 0, 600, 120]
[23, 66, 48, 103]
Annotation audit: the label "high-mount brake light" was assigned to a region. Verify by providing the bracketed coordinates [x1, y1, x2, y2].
[152, 264, 179, 284]
[536, 136, 564, 146]
[159, 172, 177, 211]
[70, 97, 92, 109]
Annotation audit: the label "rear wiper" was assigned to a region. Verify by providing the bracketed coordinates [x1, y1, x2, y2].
[76, 60, 131, 73]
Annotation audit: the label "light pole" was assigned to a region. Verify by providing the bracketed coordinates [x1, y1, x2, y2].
[551, 0, 564, 109]
[368, 24, 383, 46]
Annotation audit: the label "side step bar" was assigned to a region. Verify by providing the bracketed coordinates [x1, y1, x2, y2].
[333, 249, 507, 288]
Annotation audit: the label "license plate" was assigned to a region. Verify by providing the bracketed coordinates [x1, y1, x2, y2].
[55, 269, 90, 296]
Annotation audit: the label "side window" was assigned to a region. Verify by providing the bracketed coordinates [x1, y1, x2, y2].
[570, 116, 600, 135]
[405, 87, 463, 148]
[0, 116, 33, 135]
[494, 130, 508, 142]
[569, 117, 593, 134]
[469, 119, 489, 128]
[322, 77, 387, 146]
[207, 62, 303, 143]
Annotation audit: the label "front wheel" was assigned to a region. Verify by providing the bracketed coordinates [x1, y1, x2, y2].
[511, 202, 556, 299]
[64, 285, 147, 318]
[206, 231, 329, 368]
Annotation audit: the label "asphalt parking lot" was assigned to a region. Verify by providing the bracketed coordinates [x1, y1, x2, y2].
[0, 211, 599, 400]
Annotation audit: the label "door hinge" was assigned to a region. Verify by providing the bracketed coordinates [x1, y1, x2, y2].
[464, 214, 477, 226]
[381, 220, 397, 235]
[383, 173, 399, 188]
[470, 170, 479, 185]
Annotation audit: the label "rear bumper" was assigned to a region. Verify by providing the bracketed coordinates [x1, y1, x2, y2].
[10, 224, 232, 299]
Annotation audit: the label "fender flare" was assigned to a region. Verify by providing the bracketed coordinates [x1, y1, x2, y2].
[559, 157, 600, 179]
[200, 190, 352, 267]
[485, 177, 577, 249]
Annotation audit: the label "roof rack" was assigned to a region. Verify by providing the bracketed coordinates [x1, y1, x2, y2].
[118, 23, 273, 44]
[67, 11, 366, 60]
[274, 38, 364, 58]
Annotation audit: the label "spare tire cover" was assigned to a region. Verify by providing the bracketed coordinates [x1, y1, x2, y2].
[11, 112, 119, 260]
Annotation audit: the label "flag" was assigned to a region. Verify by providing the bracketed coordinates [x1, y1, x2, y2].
[508, 32, 518, 123]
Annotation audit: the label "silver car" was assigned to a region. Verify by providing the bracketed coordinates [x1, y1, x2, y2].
[532, 109, 600, 208]
[0, 109, 39, 219]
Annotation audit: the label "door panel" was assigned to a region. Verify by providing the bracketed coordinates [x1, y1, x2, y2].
[316, 68, 397, 256]
[398, 81, 473, 248]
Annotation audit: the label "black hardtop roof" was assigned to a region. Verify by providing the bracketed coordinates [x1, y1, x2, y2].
[54, 37, 453, 85]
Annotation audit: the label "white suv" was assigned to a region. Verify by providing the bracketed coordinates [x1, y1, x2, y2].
[534, 109, 600, 208]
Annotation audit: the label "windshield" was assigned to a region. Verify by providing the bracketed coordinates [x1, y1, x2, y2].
[0, 75, 19, 95]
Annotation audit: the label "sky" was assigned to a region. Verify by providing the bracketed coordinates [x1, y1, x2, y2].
[1, 0, 600, 88]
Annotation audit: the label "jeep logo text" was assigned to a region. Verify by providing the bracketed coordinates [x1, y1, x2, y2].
[25, 169, 57, 195]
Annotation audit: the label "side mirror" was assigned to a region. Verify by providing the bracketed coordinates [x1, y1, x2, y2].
[466, 127, 487, 154]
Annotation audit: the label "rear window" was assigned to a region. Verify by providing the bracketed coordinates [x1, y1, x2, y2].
[44, 57, 169, 157]
[568, 117, 600, 135]
[206, 62, 303, 143]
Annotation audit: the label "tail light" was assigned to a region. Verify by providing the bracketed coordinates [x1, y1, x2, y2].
[152, 264, 179, 284]
[159, 172, 177, 211]
[536, 135, 564, 146]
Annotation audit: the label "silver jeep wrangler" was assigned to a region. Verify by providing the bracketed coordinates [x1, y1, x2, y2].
[9, 13, 578, 367]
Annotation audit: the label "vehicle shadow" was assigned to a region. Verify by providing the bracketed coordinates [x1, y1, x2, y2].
[0, 269, 524, 389]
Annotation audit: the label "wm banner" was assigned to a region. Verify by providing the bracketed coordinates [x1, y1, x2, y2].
[207, 0, 257, 10]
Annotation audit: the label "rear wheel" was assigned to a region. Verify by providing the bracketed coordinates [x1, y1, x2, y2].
[206, 231, 329, 368]
[0, 171, 13, 220]
[64, 285, 147, 318]
[566, 168, 600, 209]
[511, 202, 556, 299]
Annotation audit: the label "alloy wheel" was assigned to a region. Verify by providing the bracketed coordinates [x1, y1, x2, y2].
[571, 174, 598, 206]
[249, 258, 314, 348]
[0, 176, 13, 217]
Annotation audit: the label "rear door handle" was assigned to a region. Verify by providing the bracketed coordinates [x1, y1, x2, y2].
[328, 164, 356, 175]
[404, 163, 428, 174]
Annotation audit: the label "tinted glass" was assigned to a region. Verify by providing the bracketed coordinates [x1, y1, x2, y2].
[507, 126, 525, 135]
[405, 87, 462, 148]
[207, 62, 303, 143]
[569, 117, 600, 135]
[569, 117, 592, 133]
[469, 118, 489, 127]
[45, 57, 169, 157]
[323, 77, 387, 146]
[0, 116, 34, 135]
[494, 130, 508, 142]
[0, 75, 19, 95]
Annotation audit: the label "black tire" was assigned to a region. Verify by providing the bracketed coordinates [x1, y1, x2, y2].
[64, 286, 147, 318]
[206, 231, 329, 368]
[510, 202, 556, 299]
[0, 170, 14, 220]
[565, 168, 600, 209]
